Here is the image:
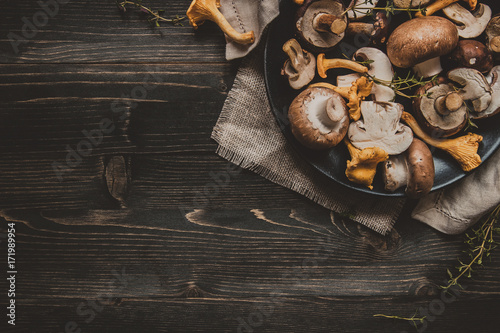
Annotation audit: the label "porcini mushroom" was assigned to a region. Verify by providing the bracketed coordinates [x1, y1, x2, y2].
[473, 65, 500, 119]
[401, 112, 482, 172]
[348, 101, 414, 155]
[387, 16, 459, 78]
[382, 138, 435, 199]
[346, 12, 389, 46]
[345, 139, 389, 190]
[413, 78, 468, 137]
[346, 0, 380, 21]
[450, 40, 494, 73]
[187, 0, 255, 45]
[447, 67, 492, 114]
[317, 53, 368, 79]
[486, 14, 500, 53]
[296, 0, 348, 52]
[281, 39, 316, 90]
[288, 87, 350, 150]
[415, 0, 477, 18]
[442, 3, 492, 39]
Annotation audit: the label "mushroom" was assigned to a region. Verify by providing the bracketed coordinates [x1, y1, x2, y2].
[447, 67, 492, 114]
[345, 139, 389, 190]
[486, 14, 500, 54]
[293, 0, 304, 4]
[386, 16, 459, 78]
[348, 101, 414, 155]
[401, 112, 482, 172]
[311, 76, 373, 121]
[281, 39, 316, 90]
[296, 0, 348, 52]
[346, 12, 389, 46]
[412, 78, 468, 137]
[316, 53, 368, 79]
[382, 138, 435, 199]
[186, 0, 255, 45]
[473, 65, 500, 119]
[415, 0, 477, 18]
[393, 0, 433, 8]
[450, 40, 494, 74]
[288, 86, 350, 150]
[346, 0, 380, 21]
[442, 3, 492, 39]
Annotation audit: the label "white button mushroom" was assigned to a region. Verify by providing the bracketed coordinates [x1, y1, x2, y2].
[281, 39, 317, 90]
[442, 3, 492, 39]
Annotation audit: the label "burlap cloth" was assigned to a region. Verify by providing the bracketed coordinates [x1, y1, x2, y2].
[212, 0, 500, 235]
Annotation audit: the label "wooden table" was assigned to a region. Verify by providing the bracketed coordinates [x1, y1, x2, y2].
[1, 1, 499, 332]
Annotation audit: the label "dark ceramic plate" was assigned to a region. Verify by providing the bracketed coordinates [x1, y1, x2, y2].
[264, 0, 500, 197]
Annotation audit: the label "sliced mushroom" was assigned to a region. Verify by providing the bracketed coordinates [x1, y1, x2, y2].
[382, 138, 435, 199]
[450, 40, 494, 74]
[474, 65, 500, 119]
[486, 14, 500, 53]
[296, 0, 348, 52]
[348, 101, 413, 155]
[346, 0, 380, 21]
[316, 53, 368, 79]
[386, 16, 459, 78]
[413, 78, 467, 137]
[393, 0, 433, 8]
[186, 0, 255, 45]
[416, 0, 477, 18]
[288, 87, 350, 150]
[442, 3, 491, 39]
[447, 67, 492, 114]
[345, 139, 389, 190]
[281, 39, 316, 90]
[346, 12, 389, 46]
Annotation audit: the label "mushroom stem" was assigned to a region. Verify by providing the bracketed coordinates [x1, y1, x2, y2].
[293, 0, 304, 4]
[312, 13, 347, 35]
[317, 53, 368, 79]
[412, 57, 443, 78]
[283, 39, 305, 70]
[347, 22, 374, 36]
[187, 0, 255, 45]
[490, 36, 500, 53]
[401, 111, 482, 172]
[434, 92, 464, 116]
[416, 0, 476, 17]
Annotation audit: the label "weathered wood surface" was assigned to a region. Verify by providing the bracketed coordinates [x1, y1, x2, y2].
[0, 1, 499, 332]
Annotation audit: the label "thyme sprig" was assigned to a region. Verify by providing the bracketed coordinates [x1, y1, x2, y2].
[441, 204, 500, 291]
[373, 311, 426, 329]
[116, 0, 185, 27]
[366, 72, 438, 99]
[343, 0, 426, 19]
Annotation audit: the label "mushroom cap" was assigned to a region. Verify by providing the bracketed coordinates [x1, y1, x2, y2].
[450, 40, 494, 74]
[347, 0, 380, 20]
[412, 79, 467, 137]
[393, 0, 432, 8]
[405, 138, 435, 199]
[486, 14, 500, 53]
[296, 0, 347, 52]
[288, 87, 349, 150]
[442, 3, 492, 39]
[387, 16, 459, 68]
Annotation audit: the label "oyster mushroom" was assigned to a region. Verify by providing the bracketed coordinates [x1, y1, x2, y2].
[416, 0, 477, 18]
[346, 0, 380, 21]
[412, 78, 468, 137]
[486, 14, 500, 53]
[450, 40, 494, 73]
[382, 138, 435, 199]
[296, 0, 348, 52]
[387, 16, 459, 78]
[447, 67, 492, 114]
[281, 39, 316, 90]
[186, 0, 255, 45]
[345, 139, 389, 190]
[346, 12, 389, 46]
[288, 87, 350, 150]
[402, 112, 482, 172]
[348, 101, 414, 155]
[442, 3, 492, 39]
[316, 53, 368, 79]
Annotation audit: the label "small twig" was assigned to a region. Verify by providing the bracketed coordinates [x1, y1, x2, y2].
[374, 312, 426, 329]
[116, 0, 185, 26]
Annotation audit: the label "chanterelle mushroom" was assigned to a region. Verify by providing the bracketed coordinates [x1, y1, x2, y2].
[345, 139, 389, 190]
[382, 138, 435, 199]
[416, 0, 477, 18]
[402, 112, 482, 172]
[281, 39, 316, 90]
[447, 67, 492, 114]
[296, 0, 348, 52]
[288, 87, 350, 150]
[348, 101, 413, 155]
[386, 16, 459, 78]
[316, 53, 368, 79]
[442, 3, 492, 39]
[413, 78, 468, 137]
[186, 0, 255, 45]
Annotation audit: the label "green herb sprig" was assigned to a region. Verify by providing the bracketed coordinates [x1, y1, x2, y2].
[343, 0, 426, 19]
[116, 0, 185, 27]
[366, 72, 438, 99]
[373, 311, 426, 329]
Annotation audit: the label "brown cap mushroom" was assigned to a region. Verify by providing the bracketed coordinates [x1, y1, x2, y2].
[296, 0, 348, 52]
[386, 16, 459, 78]
[281, 39, 316, 90]
[346, 12, 389, 46]
[186, 0, 255, 45]
[442, 3, 492, 39]
[382, 138, 435, 199]
[450, 40, 494, 74]
[348, 101, 413, 155]
[412, 78, 467, 137]
[288, 87, 350, 150]
[486, 14, 500, 53]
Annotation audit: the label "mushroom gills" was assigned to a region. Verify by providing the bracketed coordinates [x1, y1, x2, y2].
[305, 92, 346, 134]
[442, 3, 491, 39]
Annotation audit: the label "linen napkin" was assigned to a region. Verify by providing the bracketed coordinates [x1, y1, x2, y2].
[214, 0, 500, 235]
